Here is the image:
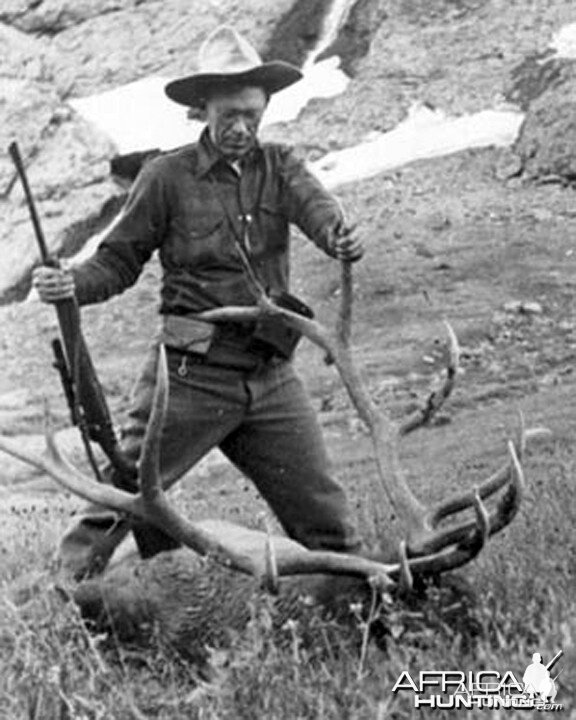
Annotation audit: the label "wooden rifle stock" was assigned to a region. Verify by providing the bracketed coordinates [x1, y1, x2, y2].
[8, 141, 136, 480]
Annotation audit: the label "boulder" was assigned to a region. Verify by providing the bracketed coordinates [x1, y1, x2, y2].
[0, 0, 138, 35]
[262, 0, 332, 67]
[0, 79, 61, 195]
[0, 20, 51, 80]
[45, 0, 294, 97]
[0, 175, 125, 303]
[20, 109, 116, 201]
[317, 0, 389, 76]
[0, 75, 124, 302]
[510, 57, 576, 182]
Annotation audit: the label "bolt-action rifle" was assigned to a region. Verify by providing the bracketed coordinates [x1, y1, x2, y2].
[8, 140, 137, 482]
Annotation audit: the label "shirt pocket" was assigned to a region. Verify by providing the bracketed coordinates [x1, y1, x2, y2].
[254, 203, 289, 258]
[169, 213, 237, 268]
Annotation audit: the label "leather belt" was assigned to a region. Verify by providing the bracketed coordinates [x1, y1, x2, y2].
[166, 345, 283, 376]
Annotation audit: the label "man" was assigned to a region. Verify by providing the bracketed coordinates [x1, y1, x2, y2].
[34, 26, 364, 578]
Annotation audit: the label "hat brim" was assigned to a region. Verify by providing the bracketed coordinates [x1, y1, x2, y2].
[165, 61, 303, 108]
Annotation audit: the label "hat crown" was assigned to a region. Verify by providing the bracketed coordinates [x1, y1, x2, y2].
[164, 26, 302, 108]
[198, 26, 263, 75]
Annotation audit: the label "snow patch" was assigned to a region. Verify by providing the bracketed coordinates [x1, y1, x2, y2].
[264, 57, 349, 124]
[550, 22, 576, 59]
[304, 0, 356, 68]
[0, 78, 28, 103]
[310, 104, 525, 189]
[69, 78, 203, 154]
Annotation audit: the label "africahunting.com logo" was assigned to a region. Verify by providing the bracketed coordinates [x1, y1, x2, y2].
[392, 650, 564, 711]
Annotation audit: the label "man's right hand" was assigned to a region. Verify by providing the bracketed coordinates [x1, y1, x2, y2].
[32, 266, 75, 303]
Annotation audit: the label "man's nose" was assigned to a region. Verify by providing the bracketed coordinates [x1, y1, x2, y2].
[231, 117, 250, 135]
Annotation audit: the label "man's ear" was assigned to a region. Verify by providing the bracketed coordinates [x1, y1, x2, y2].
[187, 103, 207, 122]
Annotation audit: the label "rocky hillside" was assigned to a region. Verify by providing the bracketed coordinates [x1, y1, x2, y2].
[2, 0, 575, 300]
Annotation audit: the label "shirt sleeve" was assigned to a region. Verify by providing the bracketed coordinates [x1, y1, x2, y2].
[278, 147, 344, 257]
[72, 157, 170, 306]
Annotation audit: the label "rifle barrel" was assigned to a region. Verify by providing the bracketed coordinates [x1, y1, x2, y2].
[8, 141, 50, 263]
[545, 650, 563, 672]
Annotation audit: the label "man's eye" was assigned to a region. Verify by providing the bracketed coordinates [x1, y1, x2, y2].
[221, 110, 259, 122]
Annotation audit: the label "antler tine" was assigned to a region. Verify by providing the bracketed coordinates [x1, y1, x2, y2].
[399, 462, 521, 577]
[399, 531, 488, 577]
[400, 485, 493, 578]
[44, 425, 142, 513]
[336, 260, 353, 348]
[390, 499, 492, 579]
[471, 489, 490, 547]
[135, 346, 268, 572]
[425, 414, 528, 532]
[427, 463, 512, 529]
[516, 409, 526, 458]
[0, 404, 142, 514]
[399, 320, 459, 436]
[139, 345, 169, 503]
[397, 540, 414, 592]
[408, 438, 526, 562]
[485, 439, 525, 535]
[262, 514, 280, 594]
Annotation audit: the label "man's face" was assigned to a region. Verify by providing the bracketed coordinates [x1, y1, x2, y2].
[205, 85, 268, 160]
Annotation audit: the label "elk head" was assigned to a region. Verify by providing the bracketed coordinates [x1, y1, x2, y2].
[0, 262, 538, 595]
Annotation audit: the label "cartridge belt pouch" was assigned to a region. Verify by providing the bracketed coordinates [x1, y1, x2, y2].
[247, 291, 314, 360]
[160, 315, 215, 354]
[161, 292, 313, 364]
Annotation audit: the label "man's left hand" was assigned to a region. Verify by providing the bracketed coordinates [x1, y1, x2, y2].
[330, 224, 364, 263]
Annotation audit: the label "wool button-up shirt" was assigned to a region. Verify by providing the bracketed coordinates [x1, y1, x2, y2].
[73, 129, 343, 315]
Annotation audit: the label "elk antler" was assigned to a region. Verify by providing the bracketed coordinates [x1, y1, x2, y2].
[0, 368, 397, 587]
[195, 262, 541, 577]
[0, 262, 543, 588]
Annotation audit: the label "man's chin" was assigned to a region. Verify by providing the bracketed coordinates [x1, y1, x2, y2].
[220, 143, 253, 159]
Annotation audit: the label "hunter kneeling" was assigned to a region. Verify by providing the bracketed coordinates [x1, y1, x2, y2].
[33, 26, 365, 579]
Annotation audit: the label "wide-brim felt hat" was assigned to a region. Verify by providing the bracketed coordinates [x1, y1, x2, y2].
[165, 26, 303, 108]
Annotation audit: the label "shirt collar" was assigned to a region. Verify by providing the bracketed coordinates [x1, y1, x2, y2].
[196, 127, 261, 178]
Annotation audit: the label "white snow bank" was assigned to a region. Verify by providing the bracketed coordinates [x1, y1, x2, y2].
[304, 0, 356, 68]
[310, 104, 525, 189]
[69, 77, 203, 153]
[550, 22, 576, 59]
[70, 57, 349, 154]
[264, 57, 349, 124]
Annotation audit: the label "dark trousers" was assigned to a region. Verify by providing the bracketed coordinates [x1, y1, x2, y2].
[58, 345, 360, 577]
